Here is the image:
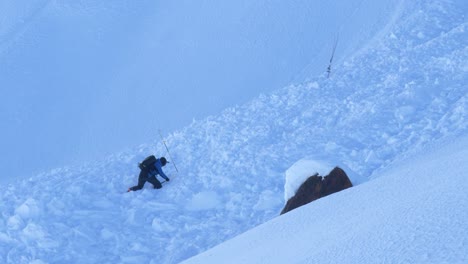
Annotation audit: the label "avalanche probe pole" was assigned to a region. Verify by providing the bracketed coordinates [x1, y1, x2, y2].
[327, 35, 339, 78]
[158, 130, 179, 173]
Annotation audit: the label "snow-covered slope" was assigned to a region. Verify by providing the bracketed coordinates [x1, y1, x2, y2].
[182, 135, 468, 264]
[0, 0, 466, 263]
[0, 0, 402, 182]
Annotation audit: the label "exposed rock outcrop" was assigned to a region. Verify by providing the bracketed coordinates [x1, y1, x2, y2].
[280, 167, 352, 215]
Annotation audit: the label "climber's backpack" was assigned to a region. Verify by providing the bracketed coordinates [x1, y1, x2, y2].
[139, 155, 157, 171]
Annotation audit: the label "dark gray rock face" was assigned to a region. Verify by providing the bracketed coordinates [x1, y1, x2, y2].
[280, 167, 353, 215]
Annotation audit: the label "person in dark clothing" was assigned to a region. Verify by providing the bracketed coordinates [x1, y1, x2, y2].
[128, 156, 170, 192]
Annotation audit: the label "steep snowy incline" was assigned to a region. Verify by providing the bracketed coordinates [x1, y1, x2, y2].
[182, 135, 468, 264]
[0, 0, 51, 49]
[0, 0, 404, 183]
[0, 0, 466, 263]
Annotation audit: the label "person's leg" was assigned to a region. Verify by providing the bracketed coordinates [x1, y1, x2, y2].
[129, 170, 148, 191]
[147, 175, 162, 189]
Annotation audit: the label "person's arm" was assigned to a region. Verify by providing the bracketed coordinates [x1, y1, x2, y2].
[156, 162, 170, 181]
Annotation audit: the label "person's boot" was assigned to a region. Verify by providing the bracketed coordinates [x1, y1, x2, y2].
[153, 181, 162, 189]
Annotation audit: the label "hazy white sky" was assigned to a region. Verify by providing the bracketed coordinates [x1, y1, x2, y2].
[0, 0, 400, 182]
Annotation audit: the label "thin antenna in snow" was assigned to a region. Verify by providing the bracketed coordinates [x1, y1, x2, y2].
[327, 35, 339, 78]
[158, 129, 179, 173]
